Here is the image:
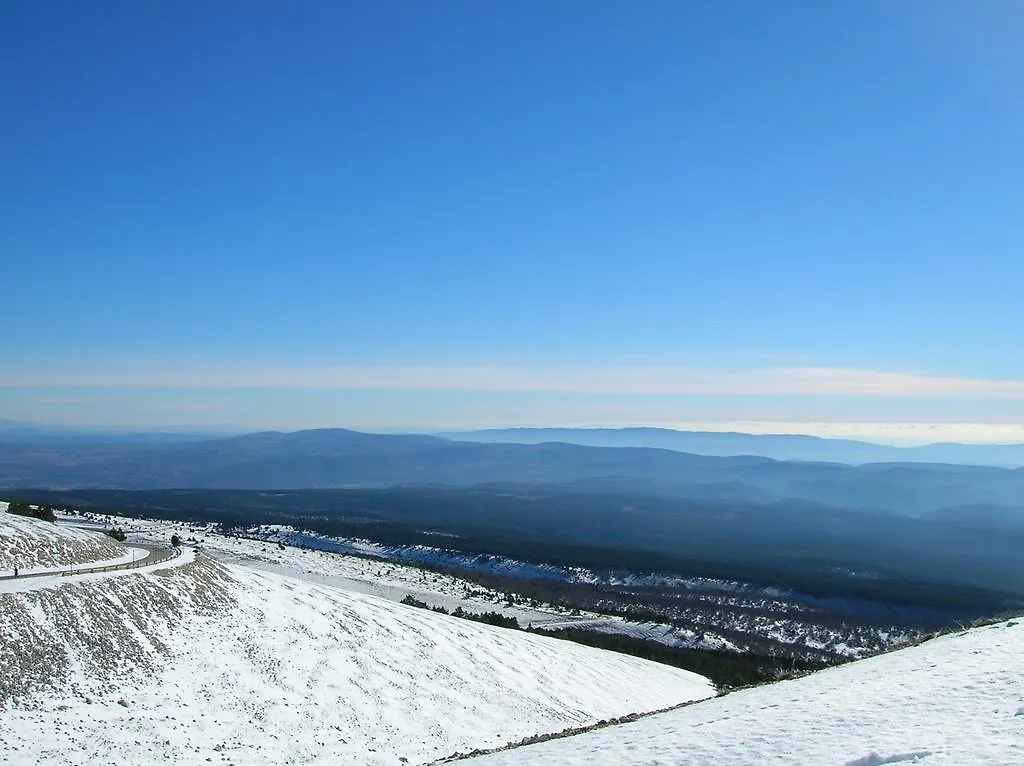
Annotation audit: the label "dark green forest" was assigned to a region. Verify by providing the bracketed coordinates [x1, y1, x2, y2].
[10, 486, 1022, 613]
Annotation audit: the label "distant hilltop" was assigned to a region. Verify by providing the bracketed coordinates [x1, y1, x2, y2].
[443, 426, 1024, 467]
[5, 428, 1024, 518]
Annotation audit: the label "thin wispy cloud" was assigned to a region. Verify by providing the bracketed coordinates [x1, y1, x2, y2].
[5, 363, 1024, 399]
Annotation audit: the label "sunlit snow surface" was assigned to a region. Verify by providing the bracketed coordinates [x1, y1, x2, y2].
[7, 510, 1022, 765]
[0, 505, 127, 571]
[467, 619, 1024, 766]
[0, 513, 714, 766]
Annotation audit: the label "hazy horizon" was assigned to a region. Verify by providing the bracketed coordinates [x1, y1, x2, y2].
[4, 3, 1022, 444]
[5, 416, 1024, 447]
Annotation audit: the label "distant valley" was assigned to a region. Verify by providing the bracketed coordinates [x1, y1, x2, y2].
[5, 426, 1024, 764]
[6, 426, 1024, 642]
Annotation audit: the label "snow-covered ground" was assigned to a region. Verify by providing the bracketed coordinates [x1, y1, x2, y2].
[109, 518, 915, 659]
[466, 618, 1024, 766]
[105, 515, 608, 628]
[0, 506, 127, 572]
[0, 545, 189, 595]
[1, 516, 715, 765]
[12, 510, 1020, 764]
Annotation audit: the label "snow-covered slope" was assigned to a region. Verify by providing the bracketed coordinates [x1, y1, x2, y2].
[0, 550, 714, 765]
[466, 619, 1024, 766]
[0, 507, 126, 571]
[88, 514, 611, 628]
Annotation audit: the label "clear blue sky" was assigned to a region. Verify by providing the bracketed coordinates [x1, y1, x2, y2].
[3, 1, 1023, 438]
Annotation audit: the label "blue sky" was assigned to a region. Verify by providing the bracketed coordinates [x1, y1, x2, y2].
[3, 1, 1023, 439]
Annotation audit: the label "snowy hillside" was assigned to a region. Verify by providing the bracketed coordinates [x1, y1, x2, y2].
[81, 514, 619, 630]
[109, 516, 912, 660]
[0, 504, 126, 571]
[466, 618, 1024, 765]
[1, 539, 714, 765]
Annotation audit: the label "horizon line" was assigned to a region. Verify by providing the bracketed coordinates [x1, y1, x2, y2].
[4, 419, 1024, 446]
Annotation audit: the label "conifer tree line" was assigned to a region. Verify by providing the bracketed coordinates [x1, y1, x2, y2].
[6, 500, 57, 523]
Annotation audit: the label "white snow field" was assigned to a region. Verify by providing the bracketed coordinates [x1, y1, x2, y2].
[467, 618, 1024, 766]
[96, 515, 615, 629]
[0, 504, 127, 572]
[0, 527, 714, 766]
[11, 510, 1021, 765]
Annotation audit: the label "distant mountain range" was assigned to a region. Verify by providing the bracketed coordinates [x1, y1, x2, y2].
[0, 419, 240, 444]
[7, 420, 1024, 466]
[3, 427, 1024, 517]
[445, 427, 1024, 466]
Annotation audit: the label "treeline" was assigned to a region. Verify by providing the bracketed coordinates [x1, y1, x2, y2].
[10, 487, 1019, 613]
[396, 565, 875, 662]
[6, 500, 56, 523]
[400, 594, 520, 629]
[529, 627, 830, 690]
[9, 491, 1024, 614]
[397, 593, 829, 689]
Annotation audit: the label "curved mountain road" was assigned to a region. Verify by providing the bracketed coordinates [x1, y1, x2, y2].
[0, 543, 181, 581]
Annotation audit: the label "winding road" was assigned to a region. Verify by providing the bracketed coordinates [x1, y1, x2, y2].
[0, 543, 181, 581]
